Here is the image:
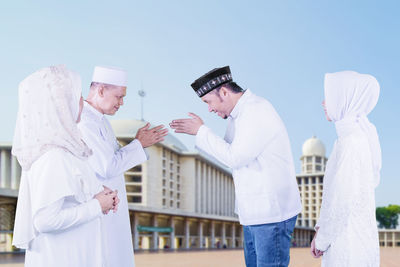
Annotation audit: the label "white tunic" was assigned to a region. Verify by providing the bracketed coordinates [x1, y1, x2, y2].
[315, 129, 380, 266]
[13, 149, 105, 267]
[196, 89, 301, 225]
[78, 102, 148, 267]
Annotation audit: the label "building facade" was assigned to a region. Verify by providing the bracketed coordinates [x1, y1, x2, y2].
[1, 128, 398, 252]
[112, 119, 240, 250]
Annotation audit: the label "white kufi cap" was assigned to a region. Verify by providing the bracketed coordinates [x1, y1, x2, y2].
[92, 66, 127, 86]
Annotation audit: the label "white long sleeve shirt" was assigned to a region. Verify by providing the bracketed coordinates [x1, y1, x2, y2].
[79, 102, 148, 180]
[196, 89, 301, 225]
[13, 149, 105, 267]
[78, 101, 148, 267]
[34, 197, 102, 234]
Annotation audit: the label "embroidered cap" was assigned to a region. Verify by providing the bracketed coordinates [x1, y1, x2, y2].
[191, 66, 232, 97]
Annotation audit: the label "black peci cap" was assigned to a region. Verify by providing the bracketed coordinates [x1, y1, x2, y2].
[191, 66, 232, 97]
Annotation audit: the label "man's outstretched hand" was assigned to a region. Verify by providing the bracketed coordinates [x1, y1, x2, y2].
[169, 113, 204, 135]
[136, 123, 168, 148]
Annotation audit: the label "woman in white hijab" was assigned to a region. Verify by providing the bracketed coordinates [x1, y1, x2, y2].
[12, 65, 119, 267]
[310, 71, 381, 266]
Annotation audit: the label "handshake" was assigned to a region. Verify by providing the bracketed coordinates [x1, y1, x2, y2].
[95, 186, 120, 214]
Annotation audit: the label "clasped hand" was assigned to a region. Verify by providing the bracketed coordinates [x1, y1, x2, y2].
[95, 186, 120, 214]
[310, 229, 324, 258]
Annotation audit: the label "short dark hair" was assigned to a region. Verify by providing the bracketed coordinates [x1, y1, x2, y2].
[214, 82, 244, 94]
[90, 82, 101, 89]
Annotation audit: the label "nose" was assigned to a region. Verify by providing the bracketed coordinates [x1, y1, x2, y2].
[208, 105, 212, 112]
[120, 98, 124, 106]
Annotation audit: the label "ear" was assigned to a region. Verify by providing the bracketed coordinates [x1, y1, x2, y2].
[220, 86, 229, 97]
[98, 85, 105, 97]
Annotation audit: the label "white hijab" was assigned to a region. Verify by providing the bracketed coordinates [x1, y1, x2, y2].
[324, 71, 381, 187]
[12, 65, 92, 170]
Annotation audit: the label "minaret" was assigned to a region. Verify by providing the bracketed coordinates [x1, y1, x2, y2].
[300, 136, 327, 174]
[296, 136, 327, 230]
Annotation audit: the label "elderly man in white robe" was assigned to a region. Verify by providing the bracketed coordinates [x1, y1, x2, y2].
[12, 65, 118, 267]
[78, 66, 168, 267]
[170, 66, 302, 267]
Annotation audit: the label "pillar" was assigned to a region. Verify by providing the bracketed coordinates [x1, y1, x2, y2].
[211, 221, 215, 248]
[240, 226, 244, 248]
[133, 213, 139, 249]
[392, 231, 396, 248]
[11, 156, 20, 189]
[198, 221, 204, 248]
[0, 150, 10, 188]
[152, 215, 158, 250]
[231, 224, 236, 248]
[222, 222, 226, 247]
[184, 219, 190, 249]
[384, 232, 387, 247]
[170, 216, 175, 249]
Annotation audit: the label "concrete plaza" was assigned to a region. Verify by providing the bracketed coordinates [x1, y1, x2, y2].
[1, 247, 399, 267]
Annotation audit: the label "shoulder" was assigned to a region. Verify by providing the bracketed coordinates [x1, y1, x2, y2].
[336, 132, 370, 162]
[338, 132, 369, 150]
[245, 93, 277, 114]
[240, 94, 282, 125]
[30, 149, 75, 176]
[80, 104, 102, 124]
[38, 148, 70, 162]
[78, 112, 102, 134]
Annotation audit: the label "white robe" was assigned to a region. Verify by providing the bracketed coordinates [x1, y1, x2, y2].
[315, 132, 379, 266]
[78, 102, 148, 267]
[316, 71, 381, 267]
[13, 149, 105, 267]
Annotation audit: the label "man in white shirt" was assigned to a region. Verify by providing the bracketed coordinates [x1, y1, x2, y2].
[78, 66, 168, 267]
[170, 66, 301, 267]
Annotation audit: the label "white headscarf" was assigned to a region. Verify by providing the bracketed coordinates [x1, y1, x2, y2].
[324, 71, 382, 187]
[12, 65, 92, 170]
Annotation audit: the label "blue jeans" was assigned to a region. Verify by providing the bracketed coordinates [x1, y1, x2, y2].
[243, 215, 297, 267]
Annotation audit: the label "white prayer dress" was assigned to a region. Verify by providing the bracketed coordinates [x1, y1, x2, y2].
[315, 71, 381, 267]
[12, 66, 107, 267]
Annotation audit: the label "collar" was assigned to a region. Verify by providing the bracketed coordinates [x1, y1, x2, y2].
[229, 89, 251, 119]
[84, 100, 104, 122]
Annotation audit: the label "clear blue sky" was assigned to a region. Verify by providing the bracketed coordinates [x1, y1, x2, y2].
[0, 1, 399, 207]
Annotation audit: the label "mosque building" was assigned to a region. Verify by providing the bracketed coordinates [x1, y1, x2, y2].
[0, 124, 399, 252]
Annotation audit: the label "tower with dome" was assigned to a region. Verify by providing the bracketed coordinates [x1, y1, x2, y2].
[300, 136, 327, 174]
[296, 136, 327, 240]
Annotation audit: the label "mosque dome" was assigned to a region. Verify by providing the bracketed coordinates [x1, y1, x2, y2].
[110, 119, 188, 152]
[302, 136, 326, 157]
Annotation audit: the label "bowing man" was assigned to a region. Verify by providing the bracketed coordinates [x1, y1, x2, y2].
[170, 66, 302, 267]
